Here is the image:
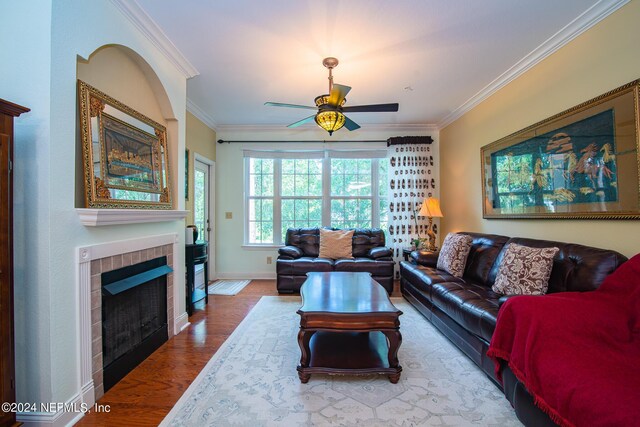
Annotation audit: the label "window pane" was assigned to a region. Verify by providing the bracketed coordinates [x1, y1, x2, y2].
[331, 199, 344, 224]
[282, 199, 294, 220]
[294, 174, 309, 196]
[262, 159, 274, 173]
[309, 159, 322, 174]
[309, 199, 322, 220]
[331, 173, 344, 196]
[331, 159, 344, 175]
[282, 221, 295, 241]
[309, 173, 322, 196]
[250, 158, 261, 174]
[294, 159, 306, 173]
[282, 159, 294, 174]
[262, 175, 274, 196]
[282, 174, 295, 196]
[249, 174, 260, 196]
[194, 169, 206, 240]
[359, 199, 372, 220]
[294, 199, 308, 220]
[263, 199, 273, 221]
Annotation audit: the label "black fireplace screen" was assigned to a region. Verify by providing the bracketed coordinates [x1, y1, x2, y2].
[101, 256, 170, 391]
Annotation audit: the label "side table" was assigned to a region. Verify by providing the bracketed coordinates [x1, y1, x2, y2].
[185, 241, 209, 316]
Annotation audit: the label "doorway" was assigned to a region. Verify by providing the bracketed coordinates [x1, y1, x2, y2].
[193, 154, 215, 281]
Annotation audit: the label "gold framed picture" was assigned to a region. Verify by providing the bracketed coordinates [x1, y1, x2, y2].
[481, 79, 640, 219]
[78, 80, 172, 209]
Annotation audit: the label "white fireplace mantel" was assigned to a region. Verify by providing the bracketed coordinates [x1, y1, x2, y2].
[77, 208, 188, 226]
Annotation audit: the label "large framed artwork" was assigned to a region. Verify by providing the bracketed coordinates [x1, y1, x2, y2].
[78, 80, 172, 209]
[481, 79, 640, 219]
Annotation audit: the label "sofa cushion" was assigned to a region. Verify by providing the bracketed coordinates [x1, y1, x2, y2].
[461, 233, 510, 286]
[437, 233, 473, 277]
[319, 228, 354, 259]
[278, 246, 303, 259]
[493, 243, 559, 295]
[431, 281, 502, 342]
[285, 228, 321, 257]
[334, 258, 394, 276]
[276, 257, 333, 276]
[352, 228, 387, 257]
[497, 237, 628, 294]
[399, 261, 464, 301]
[369, 246, 393, 260]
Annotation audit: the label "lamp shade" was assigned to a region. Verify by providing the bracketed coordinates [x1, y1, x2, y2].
[418, 197, 443, 218]
[315, 110, 345, 135]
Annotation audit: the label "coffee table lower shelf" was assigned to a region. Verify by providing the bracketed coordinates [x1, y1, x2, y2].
[297, 331, 402, 384]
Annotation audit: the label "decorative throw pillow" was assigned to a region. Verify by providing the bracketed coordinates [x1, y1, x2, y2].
[436, 233, 473, 278]
[318, 229, 354, 259]
[492, 243, 560, 295]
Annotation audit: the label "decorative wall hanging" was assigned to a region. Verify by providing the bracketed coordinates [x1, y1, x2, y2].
[482, 79, 640, 219]
[387, 136, 436, 276]
[78, 80, 172, 209]
[185, 149, 190, 200]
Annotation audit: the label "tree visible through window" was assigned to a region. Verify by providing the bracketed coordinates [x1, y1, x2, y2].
[245, 153, 387, 245]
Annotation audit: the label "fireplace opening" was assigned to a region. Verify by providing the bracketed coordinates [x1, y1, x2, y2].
[101, 256, 171, 392]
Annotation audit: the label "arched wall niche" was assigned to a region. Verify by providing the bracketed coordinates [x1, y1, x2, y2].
[75, 44, 180, 208]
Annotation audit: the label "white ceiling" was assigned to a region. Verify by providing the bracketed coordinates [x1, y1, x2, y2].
[135, 0, 613, 130]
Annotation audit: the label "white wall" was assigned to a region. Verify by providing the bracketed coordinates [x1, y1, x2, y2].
[215, 126, 439, 278]
[1, 0, 188, 415]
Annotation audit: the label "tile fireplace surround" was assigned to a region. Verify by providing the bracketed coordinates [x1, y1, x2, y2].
[76, 233, 184, 406]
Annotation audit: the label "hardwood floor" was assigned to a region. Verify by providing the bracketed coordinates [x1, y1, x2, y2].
[77, 280, 279, 426]
[77, 279, 401, 426]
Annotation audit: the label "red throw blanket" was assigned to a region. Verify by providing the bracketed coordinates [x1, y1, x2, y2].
[487, 253, 640, 427]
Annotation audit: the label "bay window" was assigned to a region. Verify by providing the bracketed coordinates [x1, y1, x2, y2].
[244, 150, 387, 245]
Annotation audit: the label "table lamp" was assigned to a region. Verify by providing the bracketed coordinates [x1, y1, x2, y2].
[419, 197, 444, 252]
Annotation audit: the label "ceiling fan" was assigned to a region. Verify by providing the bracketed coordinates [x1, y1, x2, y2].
[265, 57, 399, 135]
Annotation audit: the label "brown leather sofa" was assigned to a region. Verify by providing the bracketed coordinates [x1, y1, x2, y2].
[399, 232, 627, 426]
[277, 227, 395, 294]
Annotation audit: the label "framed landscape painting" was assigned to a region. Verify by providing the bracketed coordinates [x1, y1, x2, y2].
[481, 79, 640, 219]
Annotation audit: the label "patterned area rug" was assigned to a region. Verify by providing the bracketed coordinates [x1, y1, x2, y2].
[160, 296, 520, 426]
[207, 280, 251, 295]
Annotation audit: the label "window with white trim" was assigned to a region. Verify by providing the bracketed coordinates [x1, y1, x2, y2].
[244, 150, 387, 245]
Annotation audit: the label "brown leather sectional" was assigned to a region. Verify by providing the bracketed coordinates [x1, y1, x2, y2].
[277, 227, 395, 294]
[399, 232, 627, 426]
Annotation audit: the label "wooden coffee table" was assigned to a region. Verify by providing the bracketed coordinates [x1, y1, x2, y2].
[296, 272, 403, 383]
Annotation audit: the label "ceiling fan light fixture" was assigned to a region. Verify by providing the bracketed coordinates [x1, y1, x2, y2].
[315, 110, 345, 135]
[314, 95, 346, 107]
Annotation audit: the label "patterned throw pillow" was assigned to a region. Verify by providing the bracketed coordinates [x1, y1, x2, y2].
[436, 233, 473, 278]
[492, 243, 560, 295]
[318, 229, 354, 259]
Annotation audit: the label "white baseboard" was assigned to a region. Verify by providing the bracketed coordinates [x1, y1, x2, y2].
[214, 272, 276, 280]
[17, 390, 85, 426]
[174, 312, 189, 334]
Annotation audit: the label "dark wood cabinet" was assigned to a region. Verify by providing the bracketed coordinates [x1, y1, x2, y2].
[185, 242, 208, 316]
[0, 99, 29, 427]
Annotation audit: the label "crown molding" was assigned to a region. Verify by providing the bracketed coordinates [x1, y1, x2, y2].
[437, 0, 630, 129]
[186, 98, 218, 130]
[109, 0, 199, 79]
[215, 123, 438, 134]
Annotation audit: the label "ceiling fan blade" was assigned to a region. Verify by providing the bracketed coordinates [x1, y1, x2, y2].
[265, 102, 316, 110]
[287, 114, 316, 128]
[342, 103, 399, 113]
[344, 116, 361, 131]
[328, 84, 351, 107]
